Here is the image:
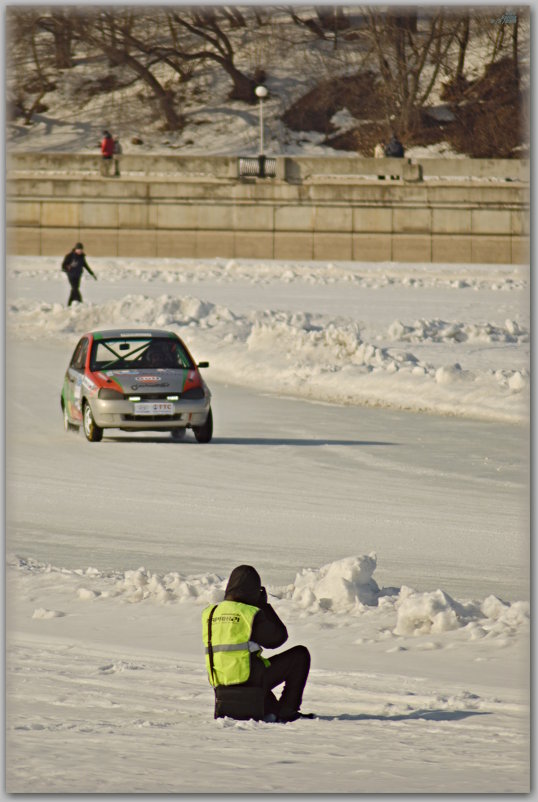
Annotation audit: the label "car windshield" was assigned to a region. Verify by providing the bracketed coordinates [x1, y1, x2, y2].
[90, 337, 194, 371]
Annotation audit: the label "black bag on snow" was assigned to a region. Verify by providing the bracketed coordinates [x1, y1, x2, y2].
[214, 685, 265, 721]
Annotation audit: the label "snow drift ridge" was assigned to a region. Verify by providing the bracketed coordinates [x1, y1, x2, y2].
[7, 290, 529, 423]
[11, 554, 529, 641]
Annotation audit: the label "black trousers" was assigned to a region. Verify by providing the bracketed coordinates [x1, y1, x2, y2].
[256, 645, 311, 716]
[67, 275, 82, 306]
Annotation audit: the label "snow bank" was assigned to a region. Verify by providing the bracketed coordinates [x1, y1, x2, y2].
[394, 587, 478, 635]
[10, 554, 528, 643]
[116, 567, 225, 604]
[7, 282, 529, 422]
[394, 586, 529, 639]
[388, 318, 528, 346]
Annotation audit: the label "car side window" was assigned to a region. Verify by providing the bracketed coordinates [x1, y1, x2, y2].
[174, 342, 194, 369]
[71, 338, 88, 371]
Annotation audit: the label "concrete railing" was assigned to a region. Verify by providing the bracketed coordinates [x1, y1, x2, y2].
[6, 155, 529, 263]
[6, 152, 529, 184]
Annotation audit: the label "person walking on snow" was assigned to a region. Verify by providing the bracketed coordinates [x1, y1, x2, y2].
[100, 130, 114, 176]
[202, 565, 312, 723]
[61, 242, 97, 306]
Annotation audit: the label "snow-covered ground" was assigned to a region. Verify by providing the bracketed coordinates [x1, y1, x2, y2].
[9, 12, 527, 162]
[8, 257, 529, 423]
[5, 256, 530, 794]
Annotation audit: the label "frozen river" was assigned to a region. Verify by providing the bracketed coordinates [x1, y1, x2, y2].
[6, 257, 530, 794]
[7, 339, 529, 602]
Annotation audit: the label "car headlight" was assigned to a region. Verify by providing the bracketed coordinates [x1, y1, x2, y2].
[181, 387, 205, 400]
[98, 388, 124, 400]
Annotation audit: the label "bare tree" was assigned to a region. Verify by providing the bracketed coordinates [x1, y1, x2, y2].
[6, 8, 59, 124]
[166, 8, 259, 102]
[75, 9, 185, 130]
[454, 11, 470, 83]
[363, 7, 461, 134]
[36, 8, 75, 69]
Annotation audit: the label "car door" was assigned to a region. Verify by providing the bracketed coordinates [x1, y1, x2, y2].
[65, 337, 89, 424]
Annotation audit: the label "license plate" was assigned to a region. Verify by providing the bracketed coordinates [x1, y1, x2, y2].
[134, 402, 174, 416]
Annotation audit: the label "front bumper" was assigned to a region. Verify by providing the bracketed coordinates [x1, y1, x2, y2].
[89, 397, 210, 430]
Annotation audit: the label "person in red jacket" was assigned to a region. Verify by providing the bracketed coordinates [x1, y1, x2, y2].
[100, 130, 114, 176]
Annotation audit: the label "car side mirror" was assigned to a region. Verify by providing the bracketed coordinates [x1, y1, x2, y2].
[197, 361, 209, 368]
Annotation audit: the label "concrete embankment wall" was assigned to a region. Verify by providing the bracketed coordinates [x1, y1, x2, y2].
[6, 154, 529, 264]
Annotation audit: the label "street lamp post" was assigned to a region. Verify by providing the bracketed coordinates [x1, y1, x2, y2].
[255, 85, 268, 178]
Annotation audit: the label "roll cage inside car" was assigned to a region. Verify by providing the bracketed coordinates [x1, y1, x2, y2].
[89, 337, 195, 371]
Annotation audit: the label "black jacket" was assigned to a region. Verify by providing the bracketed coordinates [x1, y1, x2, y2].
[384, 137, 404, 158]
[224, 565, 287, 684]
[62, 251, 95, 280]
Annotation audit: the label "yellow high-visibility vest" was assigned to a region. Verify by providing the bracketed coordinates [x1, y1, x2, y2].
[202, 600, 267, 687]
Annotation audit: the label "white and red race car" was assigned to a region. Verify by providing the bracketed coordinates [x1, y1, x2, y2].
[61, 328, 212, 443]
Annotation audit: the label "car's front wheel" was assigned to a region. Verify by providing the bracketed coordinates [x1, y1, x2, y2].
[193, 407, 213, 443]
[83, 402, 103, 442]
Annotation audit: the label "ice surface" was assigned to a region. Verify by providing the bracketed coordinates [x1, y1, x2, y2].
[5, 256, 529, 794]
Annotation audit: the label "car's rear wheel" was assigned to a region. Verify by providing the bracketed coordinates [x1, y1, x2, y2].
[83, 402, 103, 442]
[63, 403, 78, 432]
[193, 407, 213, 443]
[170, 428, 186, 441]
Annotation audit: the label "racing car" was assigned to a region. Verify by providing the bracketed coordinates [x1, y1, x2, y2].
[60, 329, 213, 443]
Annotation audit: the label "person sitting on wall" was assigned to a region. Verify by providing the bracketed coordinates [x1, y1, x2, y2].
[384, 133, 405, 179]
[113, 136, 122, 177]
[374, 140, 386, 179]
[100, 130, 115, 176]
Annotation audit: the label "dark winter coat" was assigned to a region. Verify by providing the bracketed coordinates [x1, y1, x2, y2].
[384, 136, 404, 158]
[224, 565, 288, 685]
[62, 250, 95, 282]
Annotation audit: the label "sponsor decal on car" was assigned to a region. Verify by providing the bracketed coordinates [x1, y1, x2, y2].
[131, 382, 170, 391]
[135, 376, 160, 383]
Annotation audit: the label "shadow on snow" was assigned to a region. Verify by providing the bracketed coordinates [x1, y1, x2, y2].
[102, 435, 398, 447]
[316, 709, 491, 723]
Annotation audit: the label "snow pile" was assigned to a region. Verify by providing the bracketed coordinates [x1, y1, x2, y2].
[7, 294, 229, 336]
[388, 318, 529, 345]
[394, 587, 477, 635]
[32, 607, 65, 619]
[290, 554, 381, 610]
[11, 554, 528, 643]
[247, 316, 363, 367]
[478, 595, 530, 635]
[394, 586, 529, 639]
[115, 567, 225, 605]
